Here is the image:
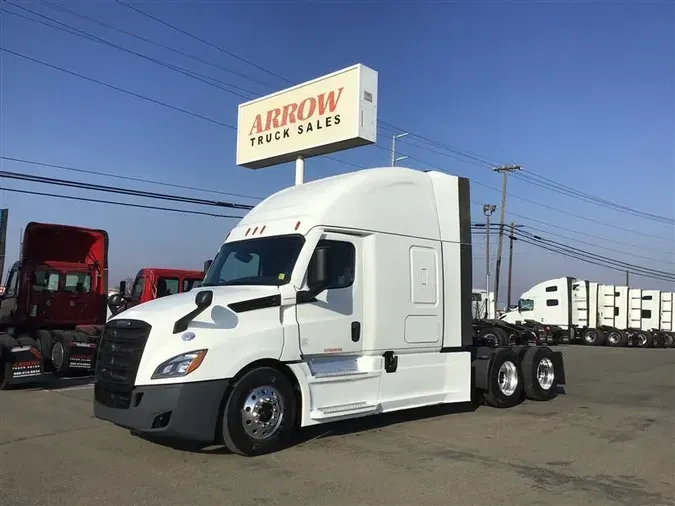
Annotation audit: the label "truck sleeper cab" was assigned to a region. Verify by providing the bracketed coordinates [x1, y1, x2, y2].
[93, 167, 566, 456]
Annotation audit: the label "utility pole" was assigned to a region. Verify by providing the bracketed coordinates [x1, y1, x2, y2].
[0, 209, 7, 287]
[390, 132, 409, 166]
[483, 203, 496, 318]
[625, 270, 629, 286]
[506, 222, 525, 309]
[492, 164, 521, 316]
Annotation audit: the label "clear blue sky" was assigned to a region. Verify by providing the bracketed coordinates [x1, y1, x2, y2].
[1, 0, 673, 300]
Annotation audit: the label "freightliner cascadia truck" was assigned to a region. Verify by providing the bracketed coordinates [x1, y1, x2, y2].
[0, 222, 109, 388]
[93, 167, 567, 456]
[501, 276, 675, 348]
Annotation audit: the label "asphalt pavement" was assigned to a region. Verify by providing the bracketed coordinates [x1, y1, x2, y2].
[1, 346, 673, 506]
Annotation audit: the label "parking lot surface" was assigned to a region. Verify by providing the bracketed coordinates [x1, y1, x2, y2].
[1, 346, 674, 506]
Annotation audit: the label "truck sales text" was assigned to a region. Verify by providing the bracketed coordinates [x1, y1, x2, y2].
[248, 88, 343, 147]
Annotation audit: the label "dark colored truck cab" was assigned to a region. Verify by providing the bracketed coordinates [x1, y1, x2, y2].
[0, 222, 109, 389]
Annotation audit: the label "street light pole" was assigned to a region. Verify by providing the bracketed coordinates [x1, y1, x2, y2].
[391, 132, 409, 166]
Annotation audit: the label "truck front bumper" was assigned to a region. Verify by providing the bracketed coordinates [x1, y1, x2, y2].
[94, 379, 230, 444]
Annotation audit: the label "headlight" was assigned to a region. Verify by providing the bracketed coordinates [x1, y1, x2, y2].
[151, 350, 207, 379]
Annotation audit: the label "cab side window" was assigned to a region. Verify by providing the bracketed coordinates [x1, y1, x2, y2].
[131, 277, 145, 301]
[5, 268, 19, 297]
[309, 240, 356, 290]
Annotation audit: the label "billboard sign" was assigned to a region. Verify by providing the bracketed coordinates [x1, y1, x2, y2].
[236, 63, 378, 169]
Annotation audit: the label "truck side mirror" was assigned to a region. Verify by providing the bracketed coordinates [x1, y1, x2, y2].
[108, 293, 124, 307]
[308, 247, 330, 293]
[203, 259, 213, 275]
[119, 280, 127, 296]
[195, 289, 213, 309]
[173, 290, 213, 334]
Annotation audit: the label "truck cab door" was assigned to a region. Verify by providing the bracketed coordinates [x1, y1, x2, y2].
[296, 233, 363, 356]
[0, 266, 20, 323]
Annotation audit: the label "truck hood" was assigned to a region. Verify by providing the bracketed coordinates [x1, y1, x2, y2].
[110, 285, 280, 323]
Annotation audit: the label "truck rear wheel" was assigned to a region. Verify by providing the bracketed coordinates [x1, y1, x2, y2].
[663, 333, 675, 348]
[634, 331, 653, 348]
[605, 329, 627, 347]
[482, 348, 524, 408]
[220, 366, 297, 456]
[582, 328, 605, 346]
[51, 331, 74, 377]
[521, 346, 559, 401]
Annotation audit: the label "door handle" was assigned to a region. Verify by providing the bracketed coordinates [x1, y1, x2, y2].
[351, 321, 361, 342]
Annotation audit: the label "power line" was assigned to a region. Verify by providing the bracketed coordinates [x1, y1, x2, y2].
[514, 170, 674, 225]
[0, 47, 235, 129]
[0, 156, 264, 201]
[82, 0, 674, 227]
[34, 0, 278, 89]
[113, 0, 293, 86]
[0, 170, 255, 210]
[393, 149, 673, 242]
[1, 187, 245, 219]
[477, 222, 673, 266]
[5, 10, 671, 253]
[1, 3, 256, 100]
[511, 228, 675, 281]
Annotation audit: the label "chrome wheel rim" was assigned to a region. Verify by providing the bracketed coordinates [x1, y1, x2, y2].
[536, 358, 555, 390]
[638, 334, 648, 346]
[51, 342, 64, 370]
[607, 332, 620, 345]
[498, 361, 518, 396]
[241, 385, 283, 440]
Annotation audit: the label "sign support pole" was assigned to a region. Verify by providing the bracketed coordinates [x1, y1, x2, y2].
[295, 155, 305, 185]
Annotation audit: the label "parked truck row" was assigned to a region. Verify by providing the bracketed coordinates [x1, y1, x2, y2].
[93, 166, 567, 456]
[0, 221, 208, 389]
[501, 276, 675, 349]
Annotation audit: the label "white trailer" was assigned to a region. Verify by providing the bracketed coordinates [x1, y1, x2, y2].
[93, 167, 566, 456]
[501, 277, 675, 348]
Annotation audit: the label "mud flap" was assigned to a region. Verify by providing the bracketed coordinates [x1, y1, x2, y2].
[8, 345, 44, 383]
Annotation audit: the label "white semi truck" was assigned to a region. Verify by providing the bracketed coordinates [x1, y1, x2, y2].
[501, 276, 675, 348]
[93, 167, 566, 456]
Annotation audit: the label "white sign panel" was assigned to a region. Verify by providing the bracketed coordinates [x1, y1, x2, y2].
[236, 63, 378, 169]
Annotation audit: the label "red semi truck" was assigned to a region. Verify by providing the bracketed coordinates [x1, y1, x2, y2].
[108, 267, 205, 317]
[0, 222, 109, 389]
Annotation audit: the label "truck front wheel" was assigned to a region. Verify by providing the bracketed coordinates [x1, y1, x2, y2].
[220, 366, 297, 456]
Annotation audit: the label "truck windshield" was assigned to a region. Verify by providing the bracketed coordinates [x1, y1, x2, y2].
[32, 270, 60, 292]
[64, 272, 92, 293]
[202, 235, 305, 287]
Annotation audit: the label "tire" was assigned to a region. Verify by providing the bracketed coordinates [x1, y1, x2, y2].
[482, 348, 524, 408]
[651, 332, 663, 348]
[480, 327, 507, 347]
[634, 331, 653, 348]
[605, 329, 627, 347]
[582, 328, 605, 346]
[521, 346, 559, 401]
[663, 332, 675, 349]
[220, 367, 297, 456]
[0, 358, 12, 390]
[550, 330, 564, 346]
[50, 331, 74, 377]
